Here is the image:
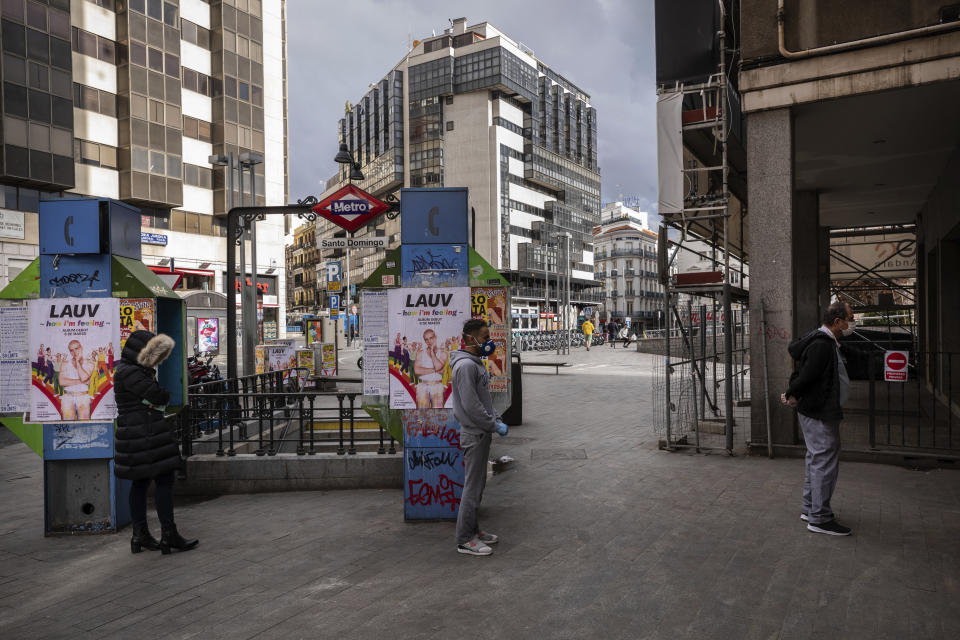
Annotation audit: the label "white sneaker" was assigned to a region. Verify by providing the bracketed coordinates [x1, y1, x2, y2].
[457, 537, 493, 556]
[477, 531, 499, 545]
[800, 513, 809, 521]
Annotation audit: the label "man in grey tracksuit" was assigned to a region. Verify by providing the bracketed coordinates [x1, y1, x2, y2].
[782, 301, 855, 536]
[451, 318, 506, 556]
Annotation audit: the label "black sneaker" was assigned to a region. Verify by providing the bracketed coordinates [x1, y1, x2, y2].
[807, 520, 851, 536]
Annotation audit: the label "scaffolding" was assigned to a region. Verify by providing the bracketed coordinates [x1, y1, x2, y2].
[654, 0, 749, 453]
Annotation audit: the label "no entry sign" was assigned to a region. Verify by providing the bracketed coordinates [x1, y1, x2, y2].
[884, 350, 909, 382]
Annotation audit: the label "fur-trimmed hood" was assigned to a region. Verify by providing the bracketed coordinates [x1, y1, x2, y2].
[121, 330, 175, 369]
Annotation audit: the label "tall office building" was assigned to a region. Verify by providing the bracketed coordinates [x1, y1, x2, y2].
[0, 0, 290, 340]
[309, 17, 603, 324]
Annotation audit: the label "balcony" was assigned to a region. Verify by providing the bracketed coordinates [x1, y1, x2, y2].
[610, 248, 644, 258]
[625, 269, 636, 276]
[576, 291, 605, 303]
[595, 272, 606, 279]
[610, 291, 619, 298]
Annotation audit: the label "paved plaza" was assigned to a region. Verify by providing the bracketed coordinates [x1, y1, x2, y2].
[2, 346, 959, 639]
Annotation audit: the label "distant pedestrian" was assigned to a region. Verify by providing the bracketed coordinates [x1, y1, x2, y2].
[607, 320, 618, 348]
[114, 330, 199, 555]
[450, 318, 508, 556]
[619, 325, 631, 348]
[582, 318, 595, 351]
[781, 301, 855, 536]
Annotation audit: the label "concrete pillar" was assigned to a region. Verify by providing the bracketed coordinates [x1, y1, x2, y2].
[748, 108, 797, 446]
[794, 191, 820, 333]
[817, 225, 831, 313]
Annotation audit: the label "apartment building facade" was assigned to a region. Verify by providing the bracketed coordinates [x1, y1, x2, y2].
[592, 202, 663, 329]
[313, 17, 603, 318]
[0, 0, 290, 337]
[285, 219, 316, 322]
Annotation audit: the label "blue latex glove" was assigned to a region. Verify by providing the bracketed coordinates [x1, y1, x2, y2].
[495, 421, 509, 437]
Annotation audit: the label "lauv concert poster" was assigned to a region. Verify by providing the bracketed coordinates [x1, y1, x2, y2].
[388, 287, 469, 409]
[29, 297, 120, 422]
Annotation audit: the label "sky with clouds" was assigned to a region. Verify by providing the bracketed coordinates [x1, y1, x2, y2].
[286, 0, 658, 218]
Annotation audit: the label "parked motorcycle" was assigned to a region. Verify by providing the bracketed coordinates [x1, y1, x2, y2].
[188, 350, 221, 386]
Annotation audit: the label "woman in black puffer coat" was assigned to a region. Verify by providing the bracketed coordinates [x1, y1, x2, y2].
[114, 329, 198, 555]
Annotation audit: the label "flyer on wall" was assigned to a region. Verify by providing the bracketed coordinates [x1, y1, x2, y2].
[388, 287, 469, 409]
[361, 290, 389, 396]
[119, 298, 155, 349]
[197, 317, 219, 353]
[0, 306, 30, 414]
[29, 297, 120, 422]
[471, 287, 509, 392]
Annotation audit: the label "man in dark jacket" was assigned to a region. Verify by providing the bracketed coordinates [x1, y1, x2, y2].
[114, 330, 198, 554]
[450, 319, 507, 556]
[782, 302, 855, 536]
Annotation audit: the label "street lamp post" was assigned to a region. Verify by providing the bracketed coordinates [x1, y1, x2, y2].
[333, 143, 364, 345]
[563, 232, 572, 356]
[209, 153, 247, 374]
[240, 152, 265, 355]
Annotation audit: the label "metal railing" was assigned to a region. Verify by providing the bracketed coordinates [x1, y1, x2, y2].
[178, 369, 397, 457]
[512, 329, 587, 352]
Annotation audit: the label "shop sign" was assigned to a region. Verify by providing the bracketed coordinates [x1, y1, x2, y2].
[141, 232, 168, 246]
[0, 209, 25, 239]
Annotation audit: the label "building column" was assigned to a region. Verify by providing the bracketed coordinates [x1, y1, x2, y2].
[794, 191, 820, 332]
[748, 108, 798, 446]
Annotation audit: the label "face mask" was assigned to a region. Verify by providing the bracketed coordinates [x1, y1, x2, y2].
[472, 336, 497, 357]
[841, 320, 856, 337]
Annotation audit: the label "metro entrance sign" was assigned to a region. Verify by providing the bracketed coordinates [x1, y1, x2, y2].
[884, 350, 909, 382]
[312, 184, 389, 233]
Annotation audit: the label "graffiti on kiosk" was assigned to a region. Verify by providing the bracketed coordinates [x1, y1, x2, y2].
[410, 250, 456, 273]
[48, 270, 101, 288]
[407, 448, 461, 471]
[405, 474, 463, 510]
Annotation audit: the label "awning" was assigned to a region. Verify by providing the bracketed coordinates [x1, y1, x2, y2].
[113, 256, 180, 299]
[147, 265, 214, 277]
[0, 257, 40, 299]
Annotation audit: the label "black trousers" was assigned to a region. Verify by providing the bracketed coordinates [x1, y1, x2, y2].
[129, 472, 175, 528]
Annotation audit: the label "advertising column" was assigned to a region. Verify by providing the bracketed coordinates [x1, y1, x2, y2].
[396, 188, 471, 520]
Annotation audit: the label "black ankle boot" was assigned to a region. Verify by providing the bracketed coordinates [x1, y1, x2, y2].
[159, 524, 199, 555]
[131, 523, 161, 553]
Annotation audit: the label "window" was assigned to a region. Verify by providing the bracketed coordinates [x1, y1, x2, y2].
[182, 115, 212, 142]
[164, 53, 178, 78]
[163, 1, 176, 26]
[446, 121, 454, 131]
[85, 0, 116, 9]
[73, 83, 117, 117]
[147, 0, 161, 21]
[181, 66, 213, 97]
[73, 138, 117, 169]
[180, 19, 211, 49]
[26, 2, 45, 30]
[183, 163, 212, 188]
[71, 27, 115, 64]
[2, 20, 26, 57]
[147, 46, 162, 71]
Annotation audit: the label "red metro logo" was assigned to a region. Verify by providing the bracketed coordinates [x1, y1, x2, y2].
[312, 184, 389, 233]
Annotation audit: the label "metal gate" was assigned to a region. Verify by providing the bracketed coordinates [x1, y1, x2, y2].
[863, 352, 960, 453]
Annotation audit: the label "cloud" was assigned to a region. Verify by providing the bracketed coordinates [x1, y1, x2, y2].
[287, 0, 657, 209]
